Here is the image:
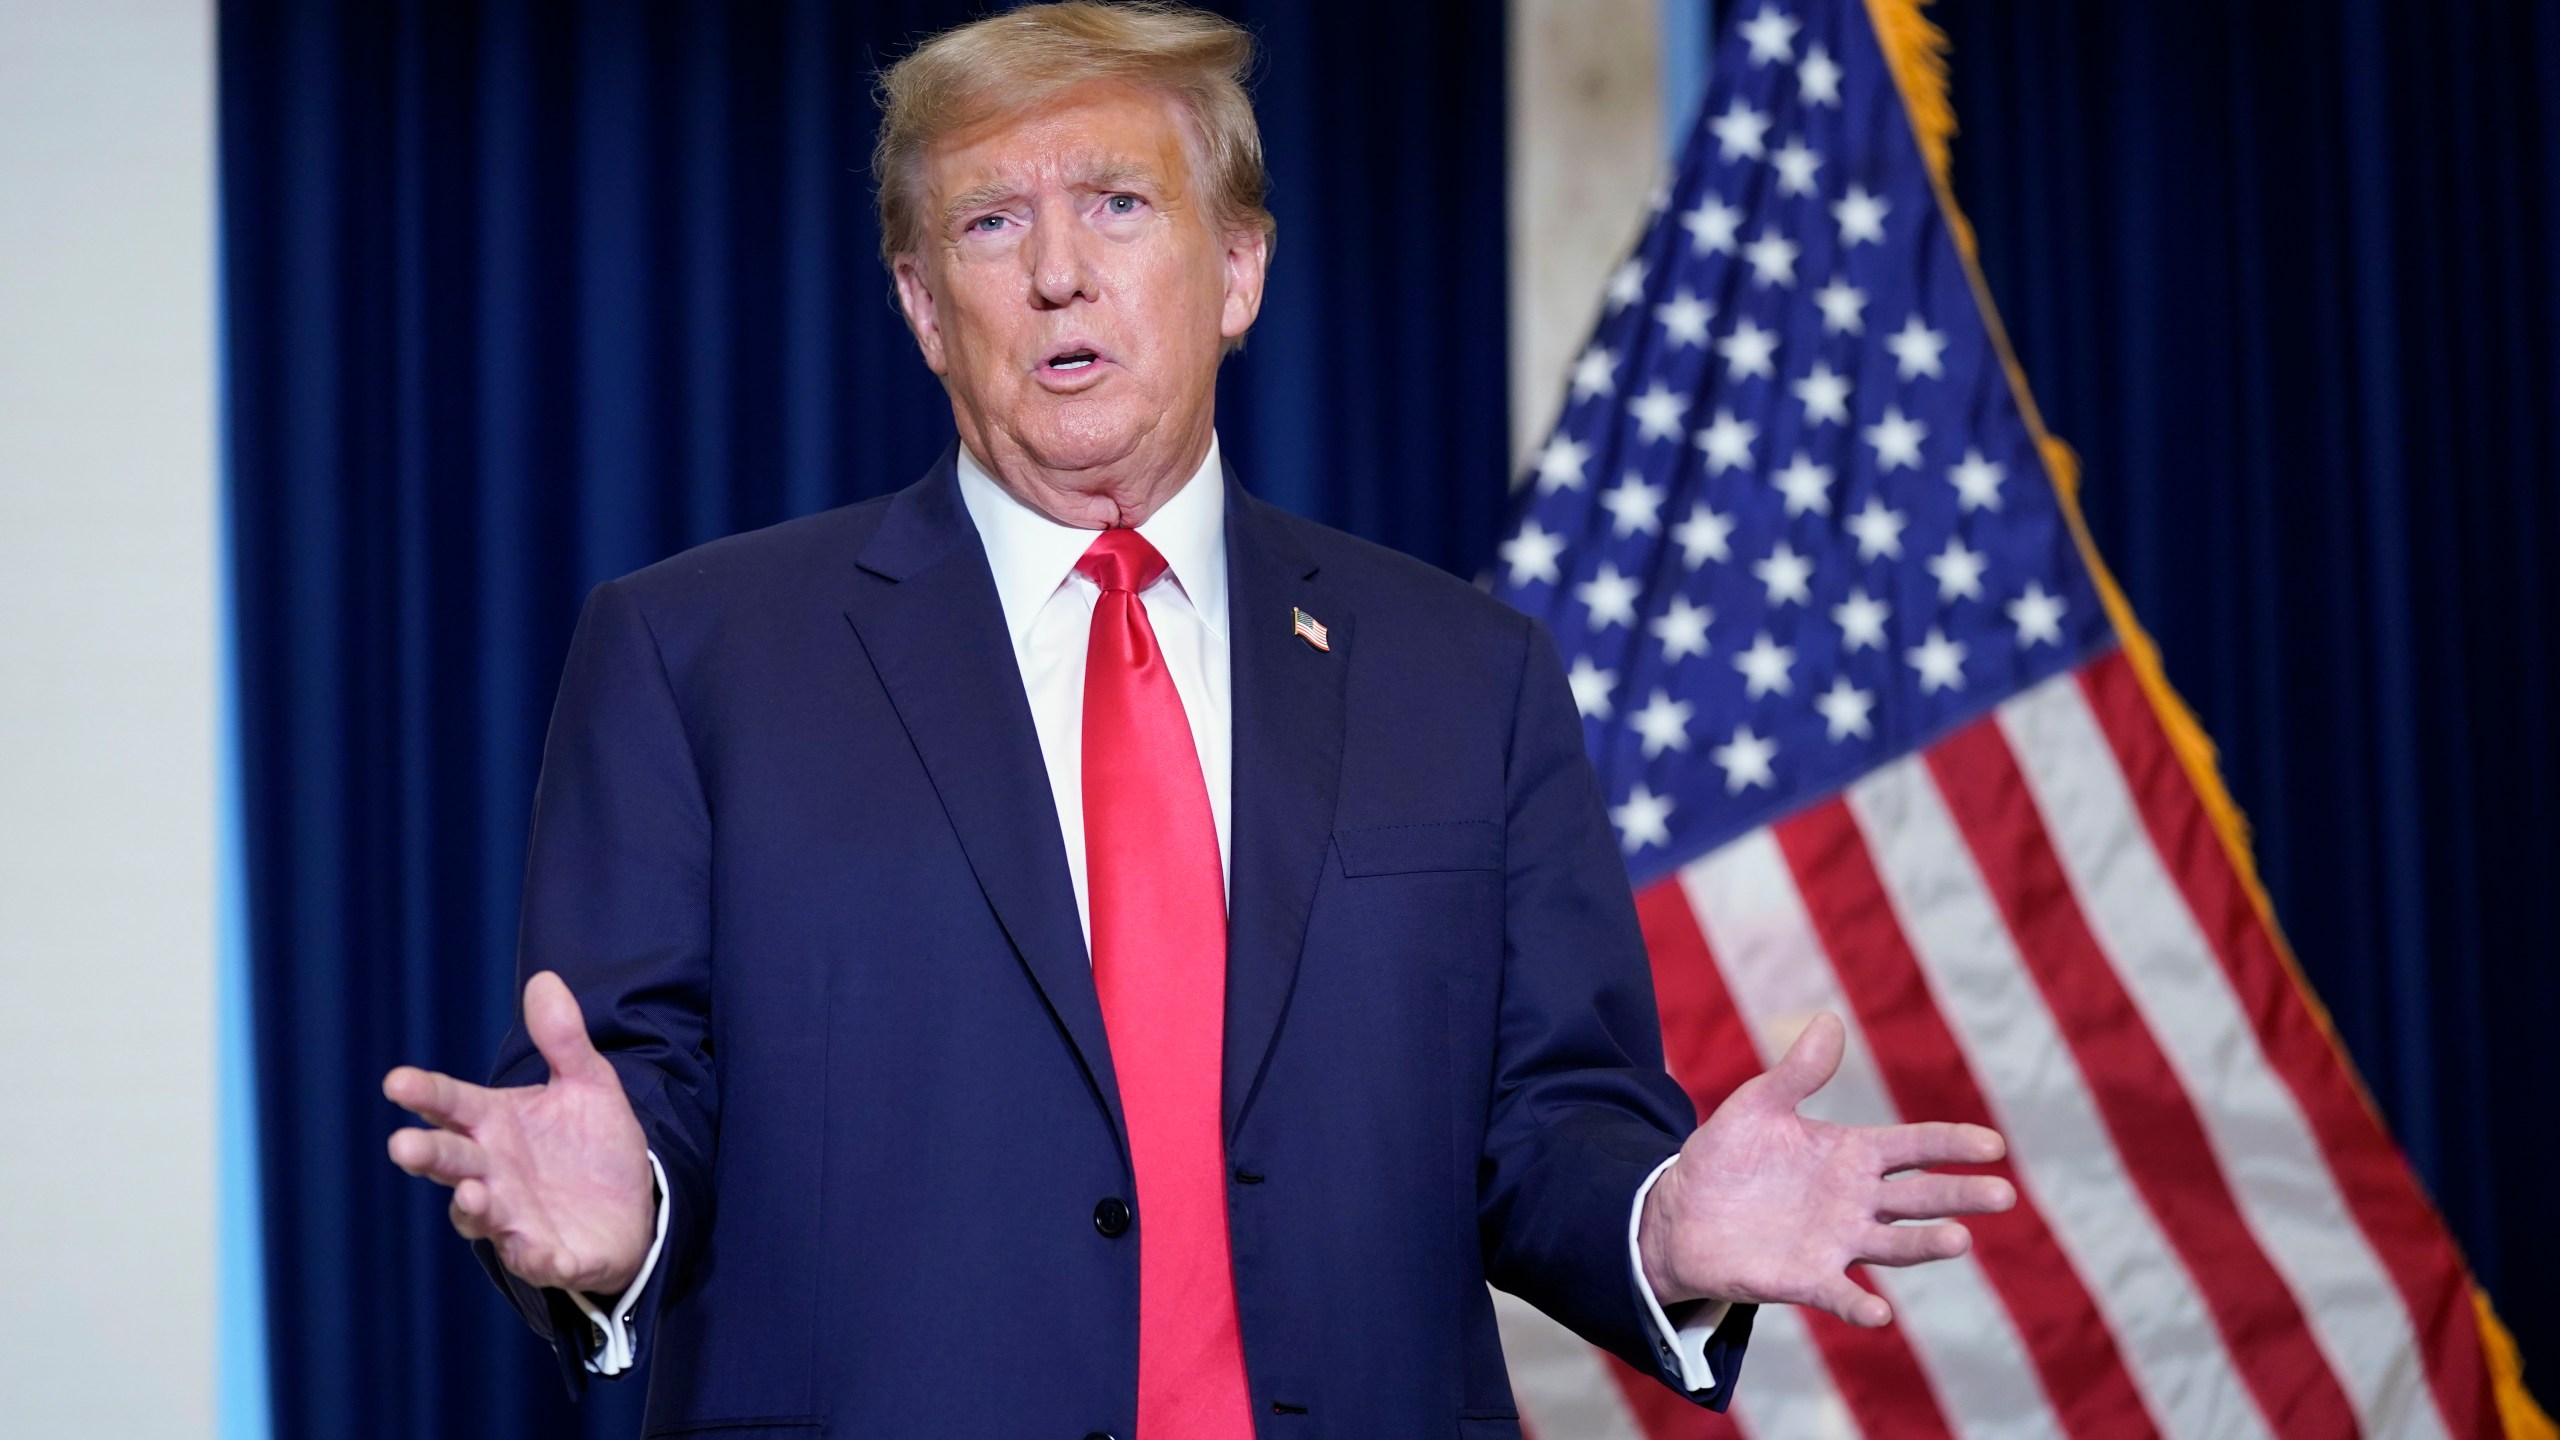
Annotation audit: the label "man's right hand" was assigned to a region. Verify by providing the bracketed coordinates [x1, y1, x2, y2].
[384, 970, 656, 1296]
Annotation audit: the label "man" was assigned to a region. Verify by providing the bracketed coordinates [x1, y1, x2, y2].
[384, 5, 2013, 1435]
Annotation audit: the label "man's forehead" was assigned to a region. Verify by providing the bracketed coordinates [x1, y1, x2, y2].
[928, 84, 1194, 198]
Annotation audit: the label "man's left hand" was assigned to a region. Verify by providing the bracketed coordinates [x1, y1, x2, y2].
[1637, 1012, 2016, 1328]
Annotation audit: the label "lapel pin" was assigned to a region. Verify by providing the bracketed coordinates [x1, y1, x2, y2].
[1291, 607, 1330, 652]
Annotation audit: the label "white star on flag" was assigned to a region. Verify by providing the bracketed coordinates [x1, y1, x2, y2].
[1601, 473, 1666, 537]
[1833, 183, 1889, 247]
[1887, 314, 1950, 380]
[1533, 433, 1590, 492]
[1814, 277, 1868, 335]
[2008, 580, 2068, 647]
[1743, 228, 1800, 288]
[1605, 258, 1646, 311]
[1565, 655, 1615, 719]
[1773, 137, 1823, 197]
[1610, 782, 1674, 851]
[1654, 288, 1713, 348]
[1773, 453, 1834, 516]
[1710, 724, 1778, 792]
[1649, 594, 1713, 661]
[1682, 195, 1742, 256]
[1907, 625, 1968, 693]
[1739, 5, 1800, 65]
[1927, 535, 1988, 602]
[1673, 504, 1736, 567]
[1627, 382, 1690, 443]
[1734, 631, 1795, 698]
[1949, 447, 2006, 511]
[1709, 99, 1771, 161]
[1498, 518, 1565, 586]
[1814, 675, 1876, 740]
[1865, 406, 1928, 470]
[1630, 689, 1696, 758]
[1697, 409, 1759, 474]
[1792, 361, 1852, 425]
[1798, 42, 1842, 106]
[1844, 497, 1907, 559]
[1752, 540, 1814, 606]
[1570, 345, 1617, 401]
[1575, 562, 1641, 630]
[1718, 317, 1780, 381]
[1832, 586, 1890, 650]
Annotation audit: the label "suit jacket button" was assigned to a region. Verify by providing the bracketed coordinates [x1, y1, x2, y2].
[1093, 1197, 1132, 1237]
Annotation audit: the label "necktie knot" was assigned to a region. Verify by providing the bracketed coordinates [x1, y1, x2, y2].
[1076, 527, 1169, 595]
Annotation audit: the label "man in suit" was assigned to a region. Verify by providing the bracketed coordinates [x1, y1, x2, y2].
[383, 5, 2014, 1435]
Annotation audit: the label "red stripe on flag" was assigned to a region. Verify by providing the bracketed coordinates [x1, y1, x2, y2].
[1923, 718, 2361, 1436]
[2076, 653, 2500, 1437]
[1773, 798, 2164, 1440]
[1635, 879, 1957, 1440]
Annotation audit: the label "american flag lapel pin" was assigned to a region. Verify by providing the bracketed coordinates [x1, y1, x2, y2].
[1291, 606, 1330, 652]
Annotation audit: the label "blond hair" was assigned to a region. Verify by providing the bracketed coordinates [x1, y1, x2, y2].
[871, 2, 1276, 268]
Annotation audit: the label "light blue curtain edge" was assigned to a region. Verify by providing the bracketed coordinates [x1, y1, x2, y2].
[218, 239, 275, 1440]
[1658, 0, 1714, 158]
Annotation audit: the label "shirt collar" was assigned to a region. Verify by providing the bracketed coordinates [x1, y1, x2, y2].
[954, 435, 1229, 645]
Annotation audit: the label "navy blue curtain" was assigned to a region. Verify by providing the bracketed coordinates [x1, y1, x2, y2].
[218, 3, 1503, 1435]
[1936, 0, 2560, 1381]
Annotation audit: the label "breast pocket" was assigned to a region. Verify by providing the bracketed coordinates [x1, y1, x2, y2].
[1333, 820, 1502, 876]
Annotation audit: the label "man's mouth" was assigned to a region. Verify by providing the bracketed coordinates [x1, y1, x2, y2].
[1044, 347, 1101, 373]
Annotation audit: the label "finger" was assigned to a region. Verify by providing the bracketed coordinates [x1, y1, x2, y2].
[1872, 1120, 2006, 1173]
[1876, 1171, 2016, 1222]
[1859, 1220, 1974, 1268]
[1761, 1012, 1846, 1110]
[1810, 1272, 1892, 1328]
[387, 1127, 488, 1184]
[449, 1178, 497, 1240]
[382, 1065, 489, 1131]
[523, 970, 612, 1087]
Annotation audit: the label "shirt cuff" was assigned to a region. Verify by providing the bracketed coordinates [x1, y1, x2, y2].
[566, 1149, 669, 1377]
[1629, 1154, 1730, 1394]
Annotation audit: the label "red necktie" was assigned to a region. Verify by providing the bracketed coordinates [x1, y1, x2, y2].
[1077, 529, 1254, 1438]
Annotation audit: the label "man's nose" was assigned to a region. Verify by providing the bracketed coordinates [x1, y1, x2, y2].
[1024, 203, 1097, 309]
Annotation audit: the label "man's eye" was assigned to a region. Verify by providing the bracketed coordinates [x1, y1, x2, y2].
[1104, 194, 1139, 215]
[968, 215, 1007, 233]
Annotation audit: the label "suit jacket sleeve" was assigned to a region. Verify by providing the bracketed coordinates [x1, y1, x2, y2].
[1475, 618, 1754, 1409]
[472, 578, 720, 1394]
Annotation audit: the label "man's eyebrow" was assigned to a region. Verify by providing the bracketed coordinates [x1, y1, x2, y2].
[940, 162, 1168, 227]
[942, 181, 1023, 224]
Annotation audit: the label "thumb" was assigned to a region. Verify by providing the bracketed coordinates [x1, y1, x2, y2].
[1762, 1011, 1846, 1111]
[523, 971, 612, 1087]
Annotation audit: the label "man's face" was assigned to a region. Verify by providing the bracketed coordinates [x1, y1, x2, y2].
[893, 82, 1266, 516]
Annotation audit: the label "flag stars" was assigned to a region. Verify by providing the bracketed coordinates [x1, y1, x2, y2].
[1832, 587, 1890, 650]
[1844, 497, 1907, 560]
[1612, 783, 1675, 851]
[1718, 317, 1780, 381]
[1697, 409, 1760, 474]
[1815, 676, 1876, 741]
[1773, 453, 1834, 517]
[1734, 632, 1796, 698]
[1798, 42, 1843, 106]
[1498, 518, 1565, 587]
[1566, 656, 1617, 719]
[1655, 288, 1714, 348]
[1814, 278, 1868, 336]
[1673, 503, 1737, 567]
[1833, 184, 1890, 247]
[1772, 137, 1823, 198]
[1650, 594, 1714, 661]
[1792, 361, 1852, 425]
[1570, 344, 1618, 402]
[1709, 99, 1772, 162]
[1630, 689, 1697, 758]
[1682, 195, 1743, 256]
[1606, 258, 1648, 311]
[1949, 447, 2007, 512]
[1739, 5, 1800, 65]
[2008, 581, 2068, 647]
[1601, 472, 1666, 537]
[1865, 406, 1928, 470]
[1627, 382, 1690, 443]
[1927, 536, 1988, 602]
[1712, 725, 1779, 793]
[1743, 228, 1801, 289]
[1534, 433, 1591, 493]
[1753, 541, 1815, 606]
[1907, 626, 1969, 693]
[1575, 562, 1642, 630]
[1887, 314, 1950, 381]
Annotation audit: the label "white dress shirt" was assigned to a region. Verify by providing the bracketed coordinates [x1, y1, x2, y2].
[575, 436, 1723, 1392]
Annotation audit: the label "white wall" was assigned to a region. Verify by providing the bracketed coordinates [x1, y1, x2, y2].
[0, 2, 220, 1434]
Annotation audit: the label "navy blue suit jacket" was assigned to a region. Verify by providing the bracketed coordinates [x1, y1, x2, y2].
[478, 450, 1752, 1437]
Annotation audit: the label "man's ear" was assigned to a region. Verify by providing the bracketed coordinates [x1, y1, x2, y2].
[1218, 225, 1270, 344]
[892, 253, 949, 375]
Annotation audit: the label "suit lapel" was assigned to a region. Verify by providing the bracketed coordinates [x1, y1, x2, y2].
[842, 450, 1127, 1148]
[1220, 472, 1349, 1143]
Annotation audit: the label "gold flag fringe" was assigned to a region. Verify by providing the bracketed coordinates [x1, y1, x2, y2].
[1860, 0, 2555, 1433]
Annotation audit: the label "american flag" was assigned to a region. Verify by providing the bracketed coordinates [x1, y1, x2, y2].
[1489, 3, 2535, 1437]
